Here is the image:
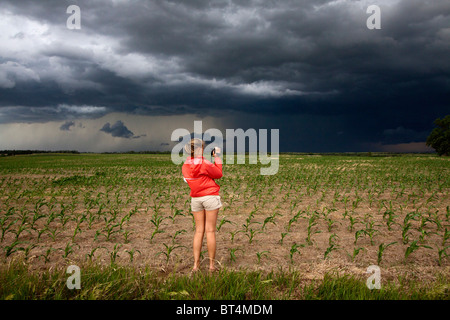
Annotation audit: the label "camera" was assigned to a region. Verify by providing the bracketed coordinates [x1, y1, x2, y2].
[211, 147, 221, 157]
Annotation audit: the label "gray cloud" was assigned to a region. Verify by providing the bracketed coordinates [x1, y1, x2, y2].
[0, 0, 449, 151]
[100, 120, 135, 139]
[60, 120, 75, 131]
[99, 120, 145, 139]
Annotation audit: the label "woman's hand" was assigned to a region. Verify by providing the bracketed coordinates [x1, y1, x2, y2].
[213, 147, 221, 156]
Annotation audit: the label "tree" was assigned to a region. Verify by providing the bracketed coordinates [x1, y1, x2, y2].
[426, 115, 450, 156]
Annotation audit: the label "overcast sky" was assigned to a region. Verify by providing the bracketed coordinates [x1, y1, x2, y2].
[0, 0, 448, 152]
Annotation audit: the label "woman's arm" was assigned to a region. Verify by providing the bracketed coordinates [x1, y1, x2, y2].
[205, 157, 222, 179]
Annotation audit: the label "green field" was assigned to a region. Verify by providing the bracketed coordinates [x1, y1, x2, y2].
[0, 153, 449, 299]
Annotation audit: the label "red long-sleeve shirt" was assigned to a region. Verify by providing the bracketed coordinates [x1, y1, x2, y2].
[182, 156, 223, 197]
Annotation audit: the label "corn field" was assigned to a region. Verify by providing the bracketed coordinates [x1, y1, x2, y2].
[0, 153, 449, 282]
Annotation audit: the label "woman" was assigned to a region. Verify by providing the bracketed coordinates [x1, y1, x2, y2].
[182, 138, 223, 272]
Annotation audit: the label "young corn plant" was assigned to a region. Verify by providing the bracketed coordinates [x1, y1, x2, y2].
[354, 229, 367, 245]
[279, 232, 288, 245]
[34, 226, 48, 242]
[109, 243, 123, 265]
[45, 227, 63, 242]
[429, 210, 443, 232]
[436, 246, 449, 266]
[241, 211, 260, 233]
[325, 216, 340, 232]
[347, 216, 359, 232]
[217, 218, 233, 232]
[289, 243, 304, 264]
[125, 248, 141, 263]
[383, 211, 399, 231]
[305, 213, 321, 245]
[156, 243, 186, 265]
[377, 242, 397, 265]
[418, 229, 436, 244]
[39, 247, 57, 264]
[121, 229, 133, 243]
[62, 242, 79, 259]
[256, 251, 270, 264]
[441, 228, 450, 247]
[364, 220, 381, 246]
[401, 222, 412, 245]
[245, 228, 261, 244]
[4, 240, 26, 258]
[261, 212, 280, 231]
[169, 208, 185, 224]
[404, 240, 432, 261]
[229, 229, 242, 243]
[0, 216, 17, 242]
[171, 229, 186, 243]
[85, 246, 106, 263]
[347, 247, 365, 262]
[286, 210, 303, 232]
[229, 247, 243, 264]
[31, 203, 47, 228]
[18, 243, 38, 262]
[324, 234, 339, 259]
[12, 215, 32, 242]
[96, 221, 121, 241]
[149, 214, 168, 242]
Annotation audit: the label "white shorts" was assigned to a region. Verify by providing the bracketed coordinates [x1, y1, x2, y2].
[191, 195, 222, 212]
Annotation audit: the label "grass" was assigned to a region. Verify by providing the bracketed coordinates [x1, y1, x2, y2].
[0, 262, 448, 300]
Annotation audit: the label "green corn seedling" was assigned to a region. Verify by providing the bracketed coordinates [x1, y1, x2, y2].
[62, 242, 79, 259]
[156, 243, 185, 265]
[347, 247, 365, 262]
[109, 243, 123, 265]
[228, 229, 242, 243]
[442, 228, 450, 247]
[324, 234, 339, 259]
[85, 246, 106, 262]
[305, 214, 321, 245]
[39, 247, 57, 264]
[125, 248, 141, 263]
[279, 232, 288, 245]
[217, 218, 233, 232]
[383, 211, 398, 231]
[229, 247, 243, 264]
[347, 216, 359, 232]
[261, 212, 281, 231]
[437, 246, 449, 266]
[4, 240, 26, 257]
[377, 242, 397, 265]
[245, 228, 261, 244]
[401, 222, 412, 245]
[354, 229, 366, 245]
[256, 251, 269, 264]
[289, 243, 304, 263]
[404, 240, 432, 261]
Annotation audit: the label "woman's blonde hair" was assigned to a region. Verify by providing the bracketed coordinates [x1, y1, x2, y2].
[184, 138, 205, 157]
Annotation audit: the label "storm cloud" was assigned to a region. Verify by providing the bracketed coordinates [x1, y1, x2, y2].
[0, 0, 449, 152]
[100, 120, 143, 139]
[60, 120, 75, 131]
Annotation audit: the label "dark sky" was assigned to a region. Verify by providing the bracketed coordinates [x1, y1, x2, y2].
[0, 0, 448, 152]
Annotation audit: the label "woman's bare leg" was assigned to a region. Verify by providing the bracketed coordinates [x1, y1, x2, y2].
[192, 210, 205, 271]
[205, 208, 219, 271]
